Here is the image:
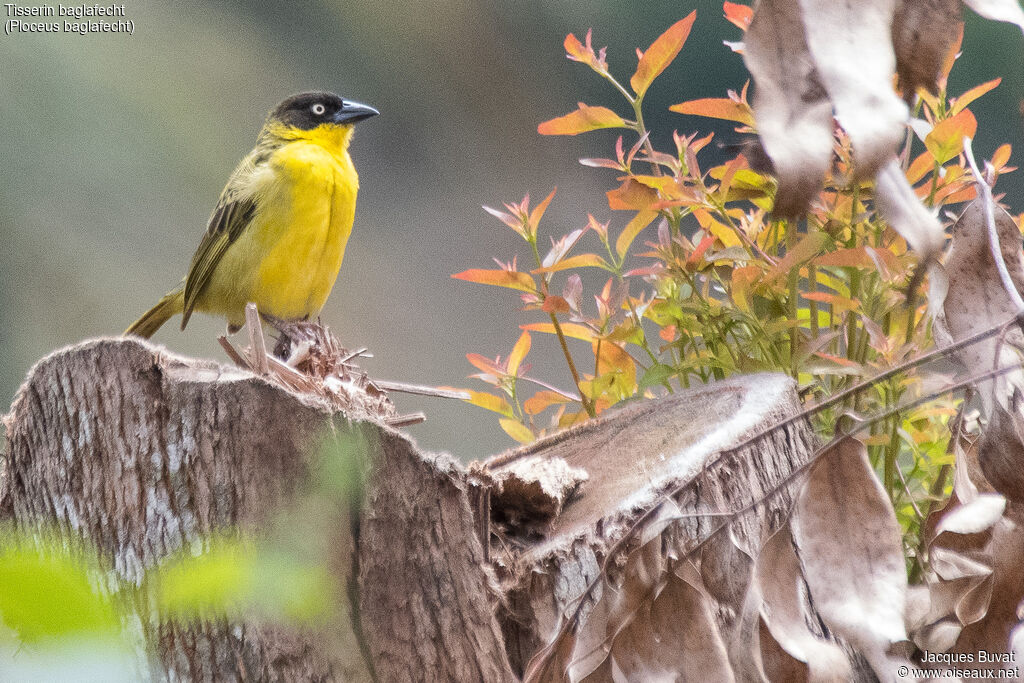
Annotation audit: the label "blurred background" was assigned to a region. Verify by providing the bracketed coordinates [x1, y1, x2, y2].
[2, 0, 1022, 460]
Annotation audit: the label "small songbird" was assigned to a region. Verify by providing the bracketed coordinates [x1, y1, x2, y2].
[125, 91, 378, 338]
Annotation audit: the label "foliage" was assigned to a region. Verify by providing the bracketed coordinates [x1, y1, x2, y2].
[0, 429, 366, 678]
[453, 6, 1017, 574]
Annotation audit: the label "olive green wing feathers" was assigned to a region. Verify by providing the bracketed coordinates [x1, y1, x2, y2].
[180, 159, 262, 329]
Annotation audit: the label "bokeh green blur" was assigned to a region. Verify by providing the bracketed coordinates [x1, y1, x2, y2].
[2, 1, 1022, 460]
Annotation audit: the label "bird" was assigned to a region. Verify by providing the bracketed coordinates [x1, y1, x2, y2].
[125, 91, 378, 338]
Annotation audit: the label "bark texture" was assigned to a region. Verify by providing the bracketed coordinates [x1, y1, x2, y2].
[482, 374, 822, 677]
[1, 338, 514, 682]
[3, 337, 836, 681]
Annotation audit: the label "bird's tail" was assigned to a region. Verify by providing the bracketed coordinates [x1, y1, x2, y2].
[125, 287, 185, 339]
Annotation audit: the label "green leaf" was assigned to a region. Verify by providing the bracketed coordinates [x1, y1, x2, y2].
[638, 363, 676, 392]
[0, 540, 120, 643]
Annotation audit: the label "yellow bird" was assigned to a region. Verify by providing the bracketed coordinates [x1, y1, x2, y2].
[126, 91, 378, 338]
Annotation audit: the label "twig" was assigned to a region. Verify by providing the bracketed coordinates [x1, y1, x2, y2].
[385, 413, 427, 427]
[218, 336, 250, 369]
[245, 303, 270, 375]
[372, 380, 470, 400]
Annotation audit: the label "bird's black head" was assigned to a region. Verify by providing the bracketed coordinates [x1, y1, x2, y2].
[269, 91, 379, 130]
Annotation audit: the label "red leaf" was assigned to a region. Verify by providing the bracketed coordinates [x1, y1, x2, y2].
[606, 178, 659, 211]
[630, 12, 696, 97]
[542, 296, 571, 313]
[723, 2, 753, 30]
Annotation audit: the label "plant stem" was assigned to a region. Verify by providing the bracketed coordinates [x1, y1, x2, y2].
[550, 312, 597, 417]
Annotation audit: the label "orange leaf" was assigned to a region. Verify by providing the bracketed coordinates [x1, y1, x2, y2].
[801, 291, 860, 315]
[670, 97, 755, 126]
[951, 78, 1001, 115]
[694, 208, 741, 248]
[905, 152, 935, 185]
[524, 390, 572, 415]
[529, 188, 557, 233]
[500, 418, 535, 444]
[521, 322, 596, 341]
[452, 269, 536, 292]
[564, 33, 588, 62]
[606, 178, 659, 211]
[925, 109, 977, 164]
[767, 232, 829, 283]
[723, 2, 753, 30]
[991, 143, 1013, 170]
[630, 12, 696, 97]
[616, 210, 658, 258]
[594, 340, 637, 393]
[812, 247, 874, 268]
[506, 331, 531, 377]
[533, 253, 609, 274]
[731, 265, 760, 313]
[466, 353, 502, 375]
[464, 390, 513, 417]
[538, 103, 626, 136]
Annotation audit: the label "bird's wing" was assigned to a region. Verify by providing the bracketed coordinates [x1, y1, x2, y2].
[181, 156, 262, 328]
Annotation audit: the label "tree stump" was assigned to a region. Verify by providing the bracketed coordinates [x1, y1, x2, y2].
[2, 338, 827, 681]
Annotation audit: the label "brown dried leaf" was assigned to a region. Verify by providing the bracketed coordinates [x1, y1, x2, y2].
[951, 514, 1024, 660]
[935, 199, 1024, 499]
[874, 157, 946, 259]
[935, 493, 1007, 536]
[743, 0, 834, 217]
[757, 618, 809, 683]
[570, 533, 667, 681]
[731, 562, 769, 683]
[798, 0, 909, 176]
[891, 0, 962, 97]
[755, 523, 852, 680]
[979, 405, 1024, 501]
[934, 199, 1024, 416]
[791, 437, 908, 679]
[607, 570, 735, 682]
[700, 527, 754, 612]
[962, 0, 1024, 34]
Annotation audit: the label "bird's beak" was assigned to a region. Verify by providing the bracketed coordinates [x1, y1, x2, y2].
[334, 100, 379, 124]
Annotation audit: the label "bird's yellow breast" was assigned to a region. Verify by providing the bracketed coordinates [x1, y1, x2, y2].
[199, 130, 359, 326]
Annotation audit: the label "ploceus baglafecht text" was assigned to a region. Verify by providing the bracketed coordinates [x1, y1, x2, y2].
[125, 91, 378, 338]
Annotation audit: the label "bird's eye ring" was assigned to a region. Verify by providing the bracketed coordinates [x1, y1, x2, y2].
[311, 103, 326, 116]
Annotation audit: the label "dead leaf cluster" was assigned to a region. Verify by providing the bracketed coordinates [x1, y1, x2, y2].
[743, 0, 1024, 260]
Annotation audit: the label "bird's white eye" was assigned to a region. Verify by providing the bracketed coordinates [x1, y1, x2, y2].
[311, 103, 326, 116]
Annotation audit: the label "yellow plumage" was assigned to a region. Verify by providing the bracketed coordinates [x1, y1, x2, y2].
[126, 92, 377, 338]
